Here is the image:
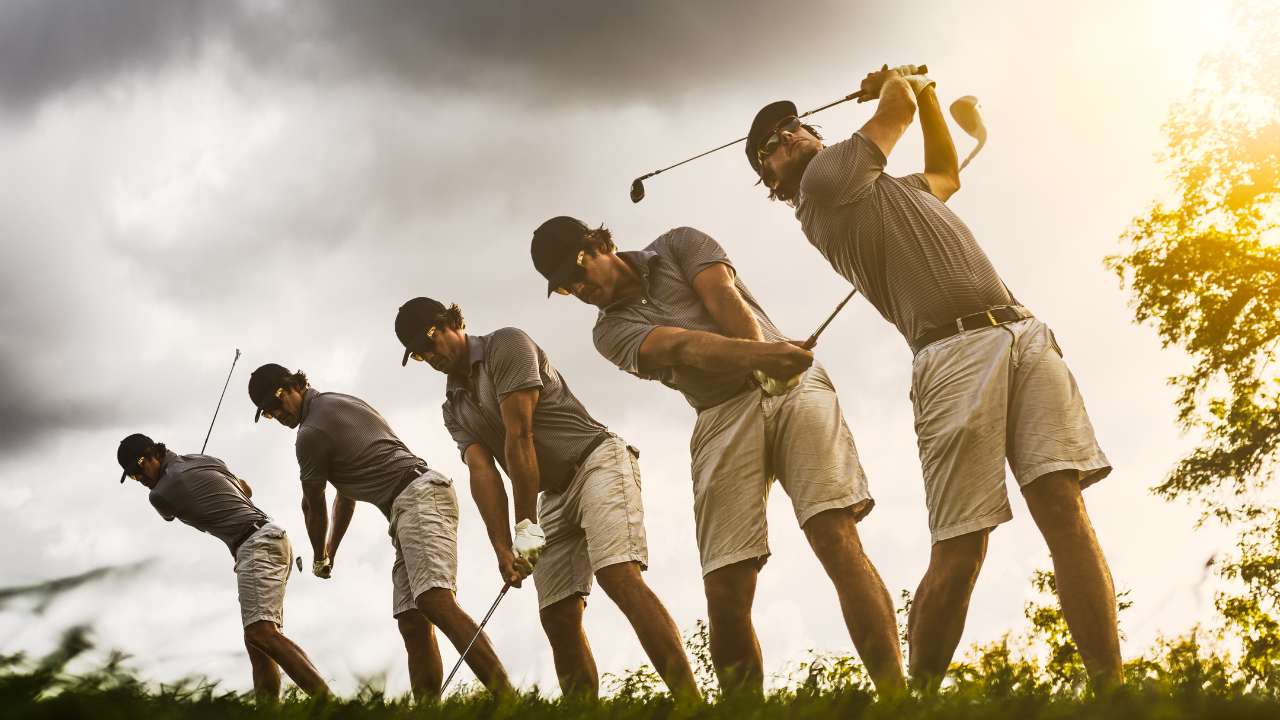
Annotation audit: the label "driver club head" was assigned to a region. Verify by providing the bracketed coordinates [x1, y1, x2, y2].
[629, 177, 646, 203]
[949, 95, 987, 143]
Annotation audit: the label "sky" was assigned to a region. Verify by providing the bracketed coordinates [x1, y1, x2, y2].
[0, 0, 1251, 696]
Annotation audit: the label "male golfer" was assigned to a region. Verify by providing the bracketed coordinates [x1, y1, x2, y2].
[746, 66, 1121, 689]
[393, 297, 698, 698]
[114, 433, 329, 699]
[529, 217, 904, 695]
[247, 364, 512, 697]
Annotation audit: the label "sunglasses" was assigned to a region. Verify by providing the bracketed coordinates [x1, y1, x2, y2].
[552, 250, 588, 296]
[259, 387, 288, 420]
[407, 326, 440, 363]
[757, 116, 802, 163]
[127, 454, 146, 481]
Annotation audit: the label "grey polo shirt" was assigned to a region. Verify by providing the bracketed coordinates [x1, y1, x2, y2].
[795, 131, 1015, 347]
[295, 389, 428, 517]
[441, 328, 610, 494]
[592, 227, 786, 411]
[148, 450, 269, 557]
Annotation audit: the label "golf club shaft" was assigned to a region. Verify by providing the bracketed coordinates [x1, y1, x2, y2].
[637, 64, 927, 182]
[200, 349, 241, 454]
[441, 582, 511, 694]
[804, 289, 858, 349]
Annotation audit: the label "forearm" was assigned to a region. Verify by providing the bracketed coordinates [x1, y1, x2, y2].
[469, 463, 514, 552]
[326, 495, 355, 557]
[877, 75, 917, 128]
[918, 85, 959, 178]
[704, 287, 764, 341]
[301, 495, 328, 559]
[503, 433, 541, 524]
[673, 331, 763, 373]
[236, 478, 253, 498]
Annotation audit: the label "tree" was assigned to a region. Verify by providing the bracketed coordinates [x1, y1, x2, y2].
[1107, 0, 1280, 523]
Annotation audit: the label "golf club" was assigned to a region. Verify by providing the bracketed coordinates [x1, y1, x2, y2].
[803, 288, 859, 350]
[441, 582, 511, 695]
[201, 348, 241, 453]
[629, 64, 927, 202]
[949, 95, 987, 171]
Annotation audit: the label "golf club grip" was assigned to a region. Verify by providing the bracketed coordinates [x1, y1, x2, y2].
[854, 63, 928, 103]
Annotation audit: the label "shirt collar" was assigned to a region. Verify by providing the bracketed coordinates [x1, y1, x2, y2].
[602, 250, 659, 314]
[445, 334, 488, 397]
[299, 387, 318, 423]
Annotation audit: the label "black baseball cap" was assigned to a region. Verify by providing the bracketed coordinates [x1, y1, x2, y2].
[531, 216, 590, 297]
[746, 100, 798, 176]
[248, 363, 290, 422]
[395, 297, 448, 366]
[116, 432, 155, 483]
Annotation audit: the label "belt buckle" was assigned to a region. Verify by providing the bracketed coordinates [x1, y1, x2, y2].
[986, 309, 997, 326]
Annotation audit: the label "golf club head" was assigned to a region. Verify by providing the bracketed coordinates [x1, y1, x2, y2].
[949, 95, 987, 144]
[630, 177, 646, 203]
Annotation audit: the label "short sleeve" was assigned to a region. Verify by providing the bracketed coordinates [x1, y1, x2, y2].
[148, 492, 176, 522]
[487, 328, 544, 400]
[662, 227, 734, 285]
[442, 402, 483, 462]
[799, 131, 886, 206]
[593, 314, 669, 382]
[295, 427, 331, 491]
[898, 173, 931, 193]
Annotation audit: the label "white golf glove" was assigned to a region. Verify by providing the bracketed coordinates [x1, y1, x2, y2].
[513, 519, 546, 568]
[904, 73, 936, 96]
[753, 369, 802, 397]
[890, 64, 927, 77]
[312, 557, 333, 579]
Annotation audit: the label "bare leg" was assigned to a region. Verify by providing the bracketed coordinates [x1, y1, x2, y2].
[243, 621, 329, 697]
[703, 560, 763, 695]
[596, 561, 700, 699]
[802, 508, 905, 694]
[907, 529, 989, 693]
[1022, 470, 1122, 688]
[539, 595, 598, 696]
[396, 610, 443, 699]
[417, 588, 513, 694]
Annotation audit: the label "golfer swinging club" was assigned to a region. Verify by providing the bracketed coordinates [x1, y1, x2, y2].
[246, 364, 513, 698]
[394, 297, 699, 698]
[114, 433, 329, 700]
[529, 217, 905, 695]
[746, 65, 1121, 690]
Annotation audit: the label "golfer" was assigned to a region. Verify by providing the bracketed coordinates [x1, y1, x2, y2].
[529, 217, 904, 695]
[114, 433, 329, 700]
[247, 364, 512, 697]
[746, 66, 1120, 690]
[394, 297, 698, 698]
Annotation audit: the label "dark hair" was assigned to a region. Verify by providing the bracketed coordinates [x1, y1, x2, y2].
[432, 303, 465, 330]
[761, 123, 823, 204]
[583, 224, 616, 255]
[281, 371, 309, 392]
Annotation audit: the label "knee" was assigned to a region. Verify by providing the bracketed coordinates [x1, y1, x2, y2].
[540, 597, 585, 639]
[927, 532, 988, 589]
[704, 565, 756, 620]
[414, 588, 456, 623]
[803, 508, 861, 557]
[396, 609, 431, 640]
[595, 561, 643, 602]
[244, 620, 279, 650]
[1024, 472, 1088, 534]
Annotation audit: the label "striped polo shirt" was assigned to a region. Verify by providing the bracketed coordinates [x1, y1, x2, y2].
[149, 450, 269, 557]
[592, 227, 786, 411]
[295, 389, 428, 517]
[795, 131, 1014, 347]
[442, 328, 610, 494]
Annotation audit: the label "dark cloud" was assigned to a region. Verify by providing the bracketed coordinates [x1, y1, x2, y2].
[0, 0, 879, 113]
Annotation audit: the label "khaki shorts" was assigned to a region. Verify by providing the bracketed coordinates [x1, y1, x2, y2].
[389, 470, 459, 617]
[911, 317, 1111, 543]
[690, 364, 872, 576]
[233, 522, 292, 628]
[534, 435, 649, 610]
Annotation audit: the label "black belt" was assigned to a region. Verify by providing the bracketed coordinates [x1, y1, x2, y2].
[911, 306, 1031, 355]
[230, 517, 270, 555]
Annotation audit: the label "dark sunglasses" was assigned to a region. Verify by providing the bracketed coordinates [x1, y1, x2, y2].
[407, 326, 441, 363]
[552, 250, 588, 296]
[757, 116, 803, 162]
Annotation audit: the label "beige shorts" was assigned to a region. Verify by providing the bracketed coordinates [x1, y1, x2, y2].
[233, 522, 292, 628]
[389, 470, 459, 617]
[534, 435, 649, 610]
[911, 317, 1111, 543]
[690, 364, 872, 576]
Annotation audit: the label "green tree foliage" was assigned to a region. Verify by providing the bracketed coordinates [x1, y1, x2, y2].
[1106, 1, 1280, 522]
